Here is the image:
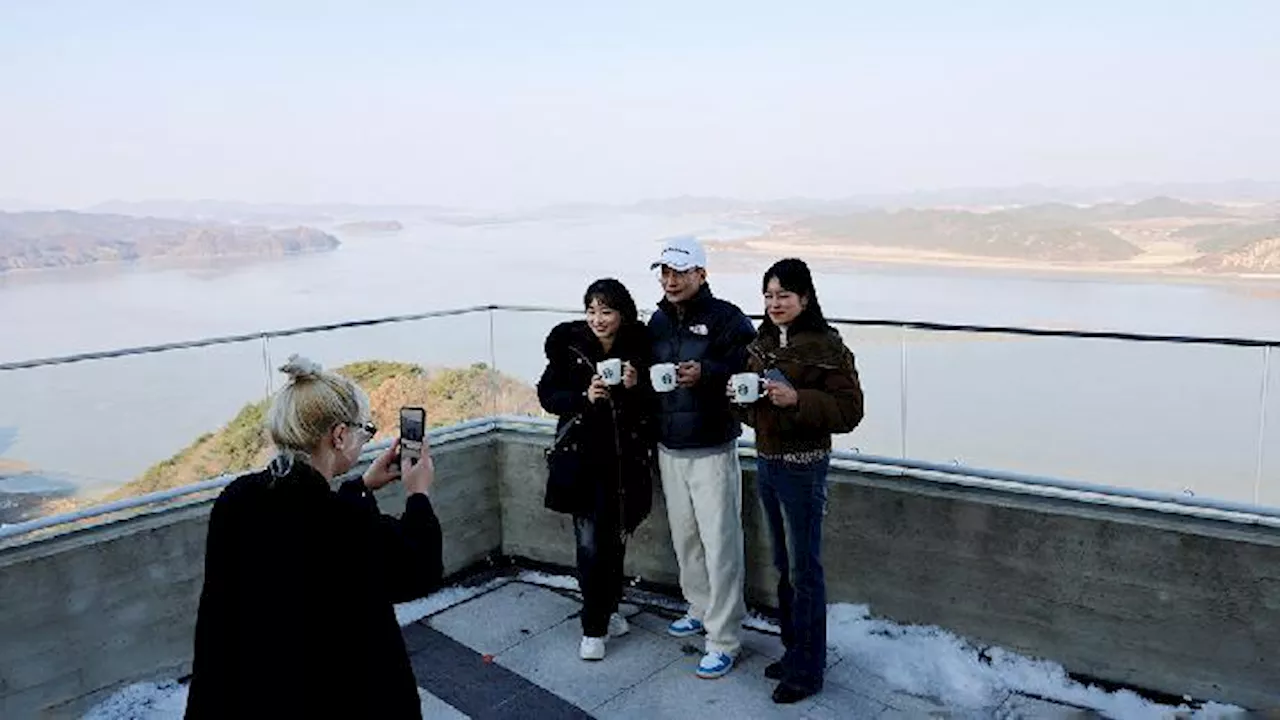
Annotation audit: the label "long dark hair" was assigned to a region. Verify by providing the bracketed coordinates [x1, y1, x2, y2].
[760, 258, 830, 334]
[584, 277, 639, 324]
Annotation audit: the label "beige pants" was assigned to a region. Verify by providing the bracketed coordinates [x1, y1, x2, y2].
[658, 442, 746, 656]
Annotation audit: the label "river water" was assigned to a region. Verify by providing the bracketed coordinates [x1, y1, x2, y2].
[1, 213, 1278, 512]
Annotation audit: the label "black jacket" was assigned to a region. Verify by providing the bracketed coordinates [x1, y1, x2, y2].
[536, 320, 655, 533]
[185, 461, 444, 720]
[648, 284, 757, 449]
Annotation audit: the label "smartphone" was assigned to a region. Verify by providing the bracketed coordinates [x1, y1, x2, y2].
[763, 368, 792, 388]
[398, 406, 426, 470]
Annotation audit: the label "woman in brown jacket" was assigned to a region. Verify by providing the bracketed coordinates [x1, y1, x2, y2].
[731, 258, 864, 705]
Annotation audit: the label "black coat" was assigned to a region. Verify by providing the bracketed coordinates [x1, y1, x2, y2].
[648, 283, 757, 449]
[536, 320, 655, 534]
[184, 461, 444, 720]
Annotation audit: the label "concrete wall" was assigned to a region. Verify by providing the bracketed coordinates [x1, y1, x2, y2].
[3, 428, 1278, 716]
[499, 431, 1280, 710]
[0, 437, 500, 719]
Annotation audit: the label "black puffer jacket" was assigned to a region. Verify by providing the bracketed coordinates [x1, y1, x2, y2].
[648, 284, 757, 449]
[536, 320, 655, 533]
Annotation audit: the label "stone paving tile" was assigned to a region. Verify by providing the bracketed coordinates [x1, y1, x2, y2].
[429, 582, 580, 656]
[417, 687, 469, 719]
[803, 684, 892, 719]
[629, 610, 789, 662]
[627, 608, 685, 637]
[593, 647, 823, 720]
[494, 616, 687, 711]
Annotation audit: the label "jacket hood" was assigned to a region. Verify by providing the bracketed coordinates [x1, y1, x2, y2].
[545, 319, 648, 359]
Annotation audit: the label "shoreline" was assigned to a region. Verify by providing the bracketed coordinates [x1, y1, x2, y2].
[705, 238, 1280, 289]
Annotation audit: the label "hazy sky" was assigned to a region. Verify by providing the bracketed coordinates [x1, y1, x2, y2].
[2, 1, 1277, 209]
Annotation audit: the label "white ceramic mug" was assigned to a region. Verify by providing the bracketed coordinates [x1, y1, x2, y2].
[597, 358, 623, 386]
[650, 363, 677, 393]
[730, 372, 764, 404]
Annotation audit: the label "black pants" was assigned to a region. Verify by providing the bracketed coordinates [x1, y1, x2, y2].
[573, 512, 627, 638]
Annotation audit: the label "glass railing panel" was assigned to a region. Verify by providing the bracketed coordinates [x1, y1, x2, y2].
[829, 323, 905, 458]
[0, 340, 268, 527]
[488, 307, 591, 423]
[902, 328, 1266, 505]
[263, 312, 502, 442]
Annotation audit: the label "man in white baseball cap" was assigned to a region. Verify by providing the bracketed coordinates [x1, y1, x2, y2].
[649, 235, 708, 273]
[646, 235, 755, 679]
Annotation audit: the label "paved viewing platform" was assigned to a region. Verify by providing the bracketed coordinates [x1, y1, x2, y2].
[86, 574, 1235, 719]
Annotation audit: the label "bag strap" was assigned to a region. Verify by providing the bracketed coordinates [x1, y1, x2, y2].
[552, 414, 581, 448]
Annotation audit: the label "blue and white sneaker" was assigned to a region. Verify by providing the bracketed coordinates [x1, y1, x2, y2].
[666, 616, 705, 638]
[696, 651, 735, 679]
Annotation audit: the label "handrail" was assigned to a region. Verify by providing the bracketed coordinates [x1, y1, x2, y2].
[5, 414, 1279, 542]
[0, 416, 516, 541]
[4, 304, 1279, 372]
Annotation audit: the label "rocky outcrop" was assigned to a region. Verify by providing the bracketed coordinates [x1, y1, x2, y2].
[0, 211, 340, 272]
[1190, 236, 1280, 274]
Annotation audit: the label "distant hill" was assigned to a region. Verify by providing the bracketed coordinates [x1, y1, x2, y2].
[1005, 196, 1226, 225]
[1190, 236, 1280, 274]
[106, 360, 542, 500]
[87, 200, 459, 225]
[774, 208, 1143, 262]
[1173, 221, 1280, 254]
[335, 220, 404, 234]
[0, 210, 339, 272]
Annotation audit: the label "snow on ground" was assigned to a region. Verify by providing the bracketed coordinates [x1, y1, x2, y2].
[825, 603, 1242, 719]
[394, 576, 511, 626]
[83, 575, 1245, 719]
[515, 569, 582, 591]
[82, 680, 189, 720]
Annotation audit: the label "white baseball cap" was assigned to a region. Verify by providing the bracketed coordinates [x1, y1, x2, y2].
[650, 235, 707, 271]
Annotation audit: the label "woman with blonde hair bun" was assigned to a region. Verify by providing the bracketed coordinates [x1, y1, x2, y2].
[185, 355, 444, 720]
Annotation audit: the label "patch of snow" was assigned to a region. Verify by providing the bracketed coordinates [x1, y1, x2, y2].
[394, 577, 510, 626]
[515, 569, 581, 591]
[826, 604, 1243, 719]
[82, 680, 188, 720]
[743, 610, 781, 635]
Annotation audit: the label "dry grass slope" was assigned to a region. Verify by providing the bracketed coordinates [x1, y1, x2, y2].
[105, 360, 542, 501]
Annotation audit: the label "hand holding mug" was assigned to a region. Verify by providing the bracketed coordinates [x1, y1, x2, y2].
[587, 375, 609, 403]
[676, 361, 702, 388]
[765, 380, 798, 408]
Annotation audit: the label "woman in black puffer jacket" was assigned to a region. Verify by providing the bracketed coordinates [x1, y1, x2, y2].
[537, 278, 656, 662]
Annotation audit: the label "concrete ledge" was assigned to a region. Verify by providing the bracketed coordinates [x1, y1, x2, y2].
[0, 437, 502, 719]
[2, 426, 1278, 717]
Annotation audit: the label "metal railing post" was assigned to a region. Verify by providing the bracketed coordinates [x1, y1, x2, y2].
[488, 307, 499, 418]
[1255, 345, 1272, 504]
[260, 333, 274, 400]
[899, 326, 909, 459]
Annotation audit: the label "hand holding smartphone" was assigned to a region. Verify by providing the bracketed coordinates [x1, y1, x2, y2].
[398, 406, 426, 470]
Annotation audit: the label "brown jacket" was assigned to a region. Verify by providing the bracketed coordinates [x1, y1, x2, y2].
[738, 323, 864, 457]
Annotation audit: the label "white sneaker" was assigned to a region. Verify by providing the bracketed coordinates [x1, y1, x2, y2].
[608, 613, 630, 638]
[580, 636, 606, 661]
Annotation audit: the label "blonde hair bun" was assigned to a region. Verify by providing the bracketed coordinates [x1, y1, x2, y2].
[280, 354, 324, 382]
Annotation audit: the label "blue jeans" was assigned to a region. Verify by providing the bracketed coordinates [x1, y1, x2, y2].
[757, 455, 829, 691]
